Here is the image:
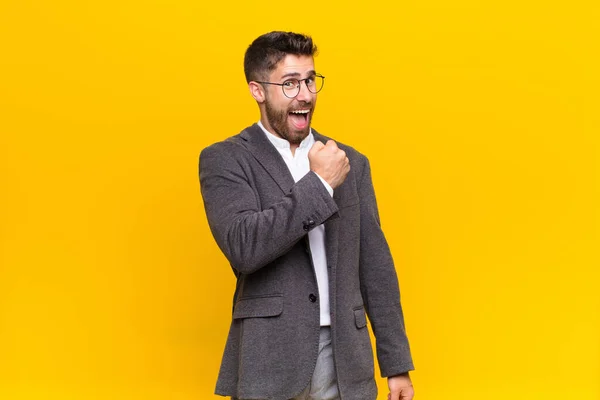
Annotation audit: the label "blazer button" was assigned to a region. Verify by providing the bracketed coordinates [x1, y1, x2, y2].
[308, 219, 315, 226]
[308, 293, 317, 303]
[303, 223, 310, 231]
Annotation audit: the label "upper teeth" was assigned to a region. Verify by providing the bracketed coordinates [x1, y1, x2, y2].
[291, 110, 309, 114]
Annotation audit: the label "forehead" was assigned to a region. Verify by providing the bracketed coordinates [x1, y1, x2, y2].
[270, 54, 315, 79]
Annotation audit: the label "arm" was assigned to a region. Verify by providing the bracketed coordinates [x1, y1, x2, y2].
[199, 143, 339, 274]
[357, 156, 414, 377]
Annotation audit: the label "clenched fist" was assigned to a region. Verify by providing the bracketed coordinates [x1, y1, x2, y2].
[308, 140, 350, 189]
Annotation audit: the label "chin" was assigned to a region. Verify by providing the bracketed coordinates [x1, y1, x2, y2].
[290, 131, 310, 145]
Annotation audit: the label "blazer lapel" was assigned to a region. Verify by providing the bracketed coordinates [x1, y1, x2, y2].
[238, 124, 295, 194]
[313, 130, 341, 274]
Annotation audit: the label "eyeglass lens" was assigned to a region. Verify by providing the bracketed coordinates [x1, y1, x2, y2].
[283, 75, 324, 98]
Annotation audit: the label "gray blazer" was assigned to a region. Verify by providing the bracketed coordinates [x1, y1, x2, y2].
[199, 124, 413, 400]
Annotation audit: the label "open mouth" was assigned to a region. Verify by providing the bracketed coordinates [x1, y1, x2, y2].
[288, 109, 310, 130]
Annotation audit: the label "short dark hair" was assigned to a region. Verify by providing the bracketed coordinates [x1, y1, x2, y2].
[244, 31, 318, 83]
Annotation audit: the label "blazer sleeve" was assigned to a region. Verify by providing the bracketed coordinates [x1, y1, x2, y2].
[356, 155, 415, 377]
[199, 142, 340, 274]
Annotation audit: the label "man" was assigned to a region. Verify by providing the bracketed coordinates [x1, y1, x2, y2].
[199, 31, 414, 400]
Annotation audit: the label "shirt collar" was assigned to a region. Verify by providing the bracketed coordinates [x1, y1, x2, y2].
[258, 121, 314, 151]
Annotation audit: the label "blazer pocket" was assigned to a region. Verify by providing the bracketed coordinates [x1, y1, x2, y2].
[353, 306, 368, 329]
[233, 294, 283, 319]
[336, 195, 360, 210]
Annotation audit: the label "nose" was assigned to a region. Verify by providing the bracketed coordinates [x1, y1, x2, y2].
[295, 80, 312, 102]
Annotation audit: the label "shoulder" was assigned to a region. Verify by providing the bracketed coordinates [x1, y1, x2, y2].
[199, 124, 259, 164]
[201, 131, 245, 158]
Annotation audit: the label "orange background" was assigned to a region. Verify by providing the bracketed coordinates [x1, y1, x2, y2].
[1, 1, 598, 399]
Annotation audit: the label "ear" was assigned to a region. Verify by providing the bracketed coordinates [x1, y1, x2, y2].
[249, 81, 266, 103]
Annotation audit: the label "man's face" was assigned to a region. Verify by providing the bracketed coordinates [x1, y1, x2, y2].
[261, 55, 318, 145]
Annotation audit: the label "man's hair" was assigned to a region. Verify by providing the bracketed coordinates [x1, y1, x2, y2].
[244, 31, 318, 83]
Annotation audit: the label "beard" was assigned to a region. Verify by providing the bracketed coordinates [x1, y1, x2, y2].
[264, 97, 314, 145]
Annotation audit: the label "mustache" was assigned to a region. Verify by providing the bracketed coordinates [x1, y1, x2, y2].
[288, 102, 313, 111]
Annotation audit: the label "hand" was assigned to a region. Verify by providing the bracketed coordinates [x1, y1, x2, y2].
[387, 373, 414, 400]
[308, 140, 350, 189]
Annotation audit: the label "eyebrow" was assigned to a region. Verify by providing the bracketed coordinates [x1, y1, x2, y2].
[280, 70, 316, 80]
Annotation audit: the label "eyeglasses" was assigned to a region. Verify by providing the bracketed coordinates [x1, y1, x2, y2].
[255, 74, 325, 98]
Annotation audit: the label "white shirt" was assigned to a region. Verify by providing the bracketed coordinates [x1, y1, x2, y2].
[258, 121, 333, 326]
